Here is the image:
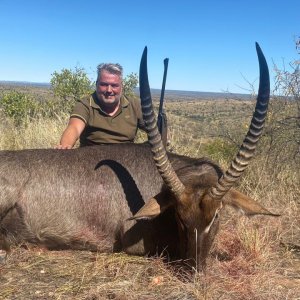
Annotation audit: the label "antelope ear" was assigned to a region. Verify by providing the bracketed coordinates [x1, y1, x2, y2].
[224, 189, 280, 216]
[128, 191, 173, 221]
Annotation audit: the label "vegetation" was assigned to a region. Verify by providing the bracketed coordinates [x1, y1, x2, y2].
[50, 66, 93, 113]
[0, 69, 139, 127]
[269, 36, 300, 163]
[0, 91, 39, 125]
[123, 72, 138, 98]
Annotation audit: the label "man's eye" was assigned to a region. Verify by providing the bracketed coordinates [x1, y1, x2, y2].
[100, 83, 119, 88]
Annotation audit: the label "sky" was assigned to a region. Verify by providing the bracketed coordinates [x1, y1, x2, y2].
[0, 0, 299, 93]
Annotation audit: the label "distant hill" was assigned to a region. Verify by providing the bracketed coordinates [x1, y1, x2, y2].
[0, 81, 252, 100]
[0, 80, 51, 88]
[148, 88, 252, 101]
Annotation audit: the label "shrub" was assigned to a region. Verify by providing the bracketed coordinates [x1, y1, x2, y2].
[123, 73, 138, 98]
[0, 91, 39, 126]
[50, 67, 93, 113]
[259, 37, 300, 170]
[203, 138, 237, 164]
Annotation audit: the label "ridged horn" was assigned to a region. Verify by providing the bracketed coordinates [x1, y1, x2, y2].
[209, 42, 270, 200]
[139, 47, 185, 199]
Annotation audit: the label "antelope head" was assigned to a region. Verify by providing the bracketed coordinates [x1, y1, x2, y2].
[133, 43, 279, 271]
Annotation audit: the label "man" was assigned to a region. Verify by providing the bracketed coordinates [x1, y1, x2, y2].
[56, 63, 144, 149]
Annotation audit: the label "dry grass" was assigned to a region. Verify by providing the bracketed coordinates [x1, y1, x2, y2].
[1, 249, 199, 300]
[0, 93, 299, 299]
[0, 112, 69, 150]
[1, 214, 298, 299]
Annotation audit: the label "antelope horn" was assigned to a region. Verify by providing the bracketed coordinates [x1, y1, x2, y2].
[210, 42, 270, 200]
[139, 47, 185, 199]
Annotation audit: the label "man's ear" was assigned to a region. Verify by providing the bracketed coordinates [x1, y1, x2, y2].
[128, 191, 174, 221]
[224, 189, 280, 216]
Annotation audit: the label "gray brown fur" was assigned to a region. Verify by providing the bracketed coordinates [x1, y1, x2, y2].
[0, 144, 221, 258]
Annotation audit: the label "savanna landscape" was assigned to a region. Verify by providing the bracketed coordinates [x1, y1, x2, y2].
[0, 82, 299, 300]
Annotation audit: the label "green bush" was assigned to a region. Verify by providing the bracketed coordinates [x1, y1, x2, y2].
[123, 73, 138, 98]
[0, 91, 39, 125]
[50, 67, 93, 113]
[203, 138, 237, 163]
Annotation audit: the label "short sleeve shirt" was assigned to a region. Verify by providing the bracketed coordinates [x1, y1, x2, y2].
[71, 92, 144, 146]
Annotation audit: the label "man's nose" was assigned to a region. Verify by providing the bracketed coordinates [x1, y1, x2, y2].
[106, 85, 113, 92]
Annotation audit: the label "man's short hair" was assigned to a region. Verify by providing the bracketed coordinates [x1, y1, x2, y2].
[97, 63, 123, 80]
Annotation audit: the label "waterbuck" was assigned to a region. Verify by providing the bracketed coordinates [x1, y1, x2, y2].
[0, 43, 277, 271]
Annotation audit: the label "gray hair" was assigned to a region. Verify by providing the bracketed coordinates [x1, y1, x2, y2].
[97, 63, 123, 80]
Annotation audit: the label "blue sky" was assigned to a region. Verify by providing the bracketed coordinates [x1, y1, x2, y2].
[0, 0, 299, 93]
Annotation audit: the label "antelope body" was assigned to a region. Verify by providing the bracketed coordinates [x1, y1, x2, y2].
[0, 43, 277, 270]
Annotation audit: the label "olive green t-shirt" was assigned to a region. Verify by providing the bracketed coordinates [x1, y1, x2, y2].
[71, 92, 144, 146]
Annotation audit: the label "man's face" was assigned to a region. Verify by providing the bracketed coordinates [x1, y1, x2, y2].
[96, 70, 122, 108]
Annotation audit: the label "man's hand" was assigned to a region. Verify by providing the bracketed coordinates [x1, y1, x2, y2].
[54, 144, 73, 150]
[56, 118, 85, 150]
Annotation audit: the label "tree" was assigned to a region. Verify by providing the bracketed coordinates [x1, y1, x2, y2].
[272, 36, 299, 126]
[123, 72, 138, 98]
[219, 38, 300, 173]
[50, 67, 93, 112]
[262, 37, 300, 167]
[296, 36, 300, 54]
